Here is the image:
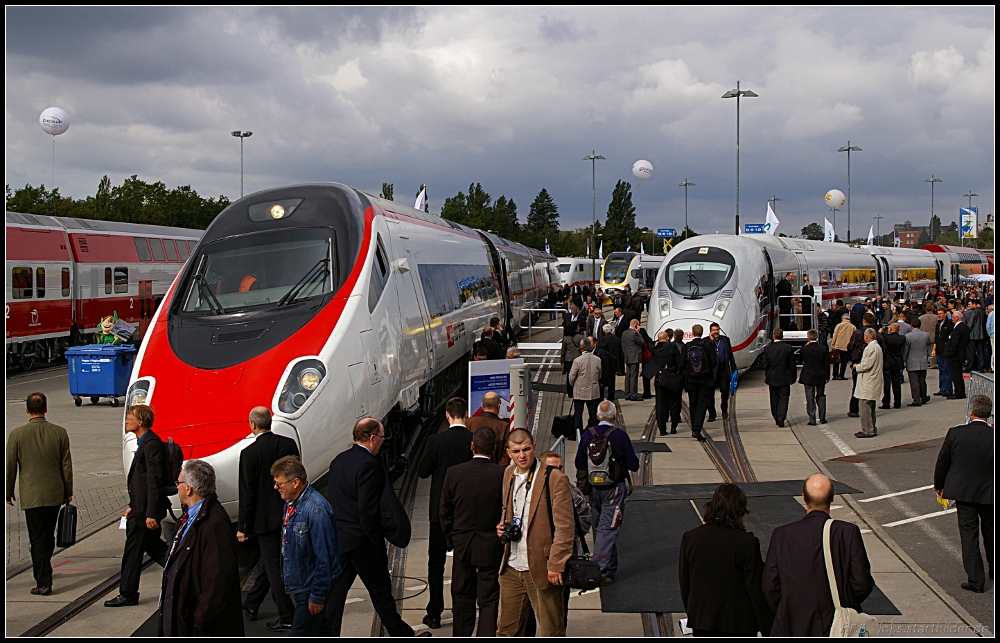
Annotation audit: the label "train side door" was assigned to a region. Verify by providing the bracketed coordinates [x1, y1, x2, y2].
[405, 250, 433, 376]
[875, 257, 890, 297]
[137, 280, 153, 338]
[761, 249, 777, 337]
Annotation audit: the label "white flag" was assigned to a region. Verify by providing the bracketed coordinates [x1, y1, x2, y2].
[598, 240, 603, 260]
[867, 226, 874, 245]
[414, 187, 426, 211]
[545, 238, 550, 254]
[765, 203, 779, 235]
[626, 239, 631, 252]
[640, 242, 645, 254]
[824, 218, 835, 243]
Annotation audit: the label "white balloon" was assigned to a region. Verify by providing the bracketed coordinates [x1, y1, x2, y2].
[824, 189, 845, 210]
[40, 107, 70, 136]
[632, 160, 653, 180]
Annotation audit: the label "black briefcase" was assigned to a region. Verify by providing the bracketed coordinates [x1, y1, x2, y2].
[57, 503, 78, 548]
[551, 414, 575, 440]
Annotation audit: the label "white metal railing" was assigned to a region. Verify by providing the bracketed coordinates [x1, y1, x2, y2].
[516, 342, 563, 368]
[777, 294, 818, 340]
[523, 307, 568, 340]
[966, 372, 994, 425]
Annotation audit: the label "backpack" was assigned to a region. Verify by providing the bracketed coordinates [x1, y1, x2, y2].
[162, 437, 184, 496]
[685, 340, 706, 376]
[587, 425, 621, 488]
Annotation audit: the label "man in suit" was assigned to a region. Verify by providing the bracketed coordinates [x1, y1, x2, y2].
[587, 307, 606, 342]
[761, 328, 796, 427]
[495, 428, 575, 636]
[684, 325, 719, 440]
[762, 474, 875, 636]
[6, 392, 73, 596]
[597, 324, 622, 397]
[880, 323, 906, 409]
[482, 316, 510, 352]
[612, 306, 637, 374]
[933, 307, 955, 396]
[776, 272, 794, 331]
[798, 329, 829, 425]
[649, 330, 681, 435]
[707, 323, 738, 422]
[480, 326, 505, 360]
[569, 337, 603, 433]
[326, 418, 416, 636]
[417, 398, 474, 630]
[106, 404, 169, 607]
[236, 406, 299, 630]
[621, 319, 645, 401]
[934, 394, 994, 593]
[965, 299, 987, 371]
[946, 311, 970, 399]
[919, 303, 939, 351]
[158, 460, 245, 637]
[440, 427, 505, 636]
[902, 318, 932, 406]
[467, 392, 510, 465]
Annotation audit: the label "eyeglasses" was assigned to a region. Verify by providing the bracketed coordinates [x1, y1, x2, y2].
[373, 433, 386, 441]
[176, 480, 187, 487]
[274, 479, 296, 488]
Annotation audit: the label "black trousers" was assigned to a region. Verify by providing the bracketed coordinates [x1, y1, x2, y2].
[451, 552, 500, 637]
[849, 367, 860, 414]
[654, 384, 681, 433]
[907, 370, 928, 403]
[245, 530, 294, 621]
[687, 380, 714, 430]
[708, 371, 730, 420]
[951, 358, 967, 397]
[25, 506, 60, 588]
[881, 370, 902, 407]
[956, 501, 994, 588]
[836, 351, 850, 378]
[573, 399, 600, 433]
[119, 514, 168, 598]
[768, 385, 790, 424]
[427, 521, 447, 618]
[326, 540, 414, 636]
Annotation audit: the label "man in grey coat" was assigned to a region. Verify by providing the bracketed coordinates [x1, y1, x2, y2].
[569, 337, 603, 433]
[902, 318, 932, 407]
[621, 319, 645, 401]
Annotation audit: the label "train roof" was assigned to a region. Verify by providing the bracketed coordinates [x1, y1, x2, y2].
[6, 211, 202, 239]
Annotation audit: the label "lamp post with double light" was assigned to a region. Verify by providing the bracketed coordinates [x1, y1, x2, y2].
[583, 151, 606, 278]
[678, 178, 695, 239]
[231, 130, 253, 198]
[722, 81, 758, 235]
[924, 175, 942, 242]
[837, 142, 862, 242]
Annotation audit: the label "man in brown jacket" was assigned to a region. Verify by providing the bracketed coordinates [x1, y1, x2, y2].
[468, 392, 511, 465]
[6, 392, 73, 595]
[496, 428, 575, 636]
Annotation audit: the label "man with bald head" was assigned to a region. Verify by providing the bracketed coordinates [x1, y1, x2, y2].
[237, 406, 299, 630]
[762, 474, 875, 636]
[467, 392, 511, 465]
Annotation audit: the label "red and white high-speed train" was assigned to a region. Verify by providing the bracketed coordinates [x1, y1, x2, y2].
[5, 211, 201, 370]
[124, 183, 555, 519]
[647, 234, 992, 371]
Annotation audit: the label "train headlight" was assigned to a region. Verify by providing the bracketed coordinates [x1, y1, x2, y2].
[712, 298, 731, 319]
[126, 380, 152, 409]
[658, 298, 670, 316]
[279, 359, 327, 413]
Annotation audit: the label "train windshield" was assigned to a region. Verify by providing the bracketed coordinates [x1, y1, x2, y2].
[557, 263, 572, 273]
[665, 247, 735, 299]
[604, 254, 633, 284]
[181, 228, 337, 314]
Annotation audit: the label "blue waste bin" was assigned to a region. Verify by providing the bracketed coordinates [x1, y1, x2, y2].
[66, 344, 136, 407]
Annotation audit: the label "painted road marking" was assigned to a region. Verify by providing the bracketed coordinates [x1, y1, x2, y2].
[859, 485, 935, 503]
[820, 426, 856, 457]
[883, 508, 956, 528]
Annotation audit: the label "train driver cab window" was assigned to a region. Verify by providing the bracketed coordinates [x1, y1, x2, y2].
[12, 267, 32, 299]
[36, 267, 46, 298]
[664, 247, 736, 300]
[114, 267, 128, 293]
[135, 237, 152, 261]
[150, 239, 166, 261]
[105, 267, 113, 294]
[62, 268, 71, 297]
[164, 240, 179, 261]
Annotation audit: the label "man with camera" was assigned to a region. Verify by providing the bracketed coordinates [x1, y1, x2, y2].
[496, 428, 575, 637]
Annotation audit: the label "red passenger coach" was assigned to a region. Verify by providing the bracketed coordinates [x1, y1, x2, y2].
[5, 211, 202, 370]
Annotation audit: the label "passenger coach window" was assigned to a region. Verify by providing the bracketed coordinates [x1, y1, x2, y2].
[150, 239, 166, 261]
[105, 267, 113, 294]
[164, 240, 178, 261]
[36, 267, 46, 298]
[12, 267, 32, 299]
[178, 241, 189, 261]
[135, 237, 152, 261]
[62, 268, 71, 297]
[114, 267, 128, 293]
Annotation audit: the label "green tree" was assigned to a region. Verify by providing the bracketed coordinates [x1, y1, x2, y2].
[526, 188, 559, 231]
[491, 195, 519, 238]
[801, 222, 824, 240]
[603, 180, 639, 253]
[381, 183, 393, 200]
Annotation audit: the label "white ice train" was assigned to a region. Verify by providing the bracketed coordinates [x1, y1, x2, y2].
[646, 234, 945, 370]
[600, 251, 664, 304]
[124, 183, 554, 519]
[553, 257, 599, 290]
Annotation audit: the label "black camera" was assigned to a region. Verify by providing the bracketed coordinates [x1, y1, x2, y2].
[499, 521, 522, 544]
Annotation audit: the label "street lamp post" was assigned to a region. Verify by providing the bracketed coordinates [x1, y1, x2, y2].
[722, 81, 758, 235]
[873, 213, 884, 246]
[768, 195, 782, 214]
[231, 130, 253, 198]
[583, 151, 606, 279]
[962, 190, 978, 248]
[837, 142, 862, 242]
[678, 179, 695, 239]
[924, 175, 943, 243]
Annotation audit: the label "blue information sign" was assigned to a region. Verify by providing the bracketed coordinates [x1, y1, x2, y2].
[657, 228, 676, 238]
[744, 223, 765, 234]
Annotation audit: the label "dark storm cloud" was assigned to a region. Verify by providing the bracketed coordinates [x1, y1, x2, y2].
[254, 6, 424, 51]
[538, 16, 595, 44]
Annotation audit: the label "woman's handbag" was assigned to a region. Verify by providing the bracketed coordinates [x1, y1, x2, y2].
[824, 520, 879, 637]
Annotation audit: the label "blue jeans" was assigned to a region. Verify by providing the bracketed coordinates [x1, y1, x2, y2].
[291, 591, 332, 636]
[590, 482, 627, 579]
[937, 355, 953, 395]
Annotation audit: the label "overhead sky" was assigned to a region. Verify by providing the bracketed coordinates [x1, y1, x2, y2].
[6, 6, 995, 238]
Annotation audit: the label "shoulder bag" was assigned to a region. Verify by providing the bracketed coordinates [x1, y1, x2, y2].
[544, 467, 601, 591]
[824, 519, 879, 637]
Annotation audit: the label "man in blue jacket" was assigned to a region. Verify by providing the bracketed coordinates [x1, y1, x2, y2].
[271, 456, 340, 636]
[574, 401, 639, 584]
